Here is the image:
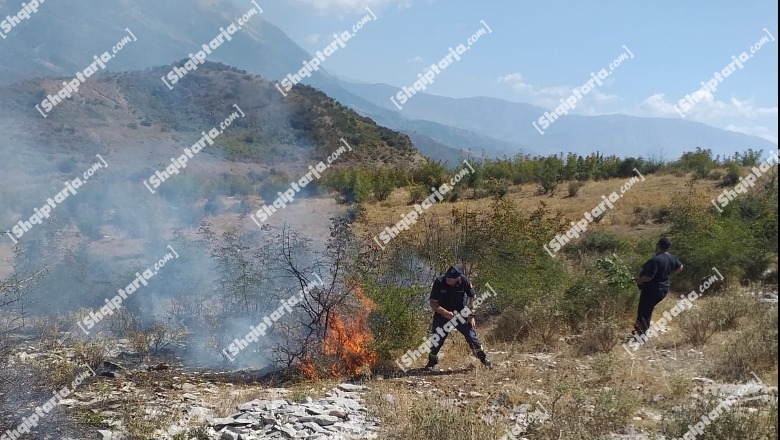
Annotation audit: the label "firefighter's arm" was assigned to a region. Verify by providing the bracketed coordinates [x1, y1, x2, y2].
[430, 299, 455, 319]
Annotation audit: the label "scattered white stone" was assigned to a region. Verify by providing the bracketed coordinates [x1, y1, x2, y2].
[337, 383, 367, 392]
[207, 383, 379, 439]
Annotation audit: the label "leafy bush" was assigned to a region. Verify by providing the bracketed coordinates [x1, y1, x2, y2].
[484, 177, 510, 198]
[667, 183, 771, 289]
[673, 147, 718, 177]
[720, 162, 742, 187]
[363, 283, 428, 367]
[408, 184, 430, 204]
[537, 157, 563, 195]
[560, 270, 635, 334]
[595, 254, 635, 289]
[411, 161, 447, 188]
[372, 173, 395, 201]
[566, 231, 627, 256]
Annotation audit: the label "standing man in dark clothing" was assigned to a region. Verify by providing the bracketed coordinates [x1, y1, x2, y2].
[425, 264, 493, 370]
[633, 237, 683, 335]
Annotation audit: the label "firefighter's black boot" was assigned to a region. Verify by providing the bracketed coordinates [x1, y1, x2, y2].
[424, 354, 438, 371]
[477, 351, 493, 369]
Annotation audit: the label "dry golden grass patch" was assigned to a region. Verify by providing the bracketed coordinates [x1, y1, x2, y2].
[356, 173, 719, 241]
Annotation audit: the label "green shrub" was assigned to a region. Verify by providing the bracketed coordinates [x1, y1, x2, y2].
[373, 173, 395, 201]
[412, 161, 448, 188]
[484, 177, 510, 198]
[363, 283, 428, 367]
[408, 184, 430, 204]
[560, 270, 635, 334]
[720, 163, 742, 187]
[667, 184, 771, 289]
[566, 231, 627, 256]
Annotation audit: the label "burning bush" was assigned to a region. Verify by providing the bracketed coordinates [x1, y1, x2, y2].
[299, 284, 378, 379]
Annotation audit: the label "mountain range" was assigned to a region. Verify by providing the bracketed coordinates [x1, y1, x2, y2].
[0, 0, 775, 164]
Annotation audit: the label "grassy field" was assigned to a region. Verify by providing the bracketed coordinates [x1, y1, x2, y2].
[353, 171, 778, 439]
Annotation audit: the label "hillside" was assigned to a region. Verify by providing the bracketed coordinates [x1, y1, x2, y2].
[0, 0, 505, 161]
[0, 61, 424, 287]
[1, 62, 421, 166]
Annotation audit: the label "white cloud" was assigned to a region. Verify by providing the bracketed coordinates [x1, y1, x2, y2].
[635, 93, 681, 117]
[634, 92, 778, 121]
[632, 93, 778, 143]
[305, 34, 321, 45]
[725, 125, 778, 144]
[405, 56, 425, 65]
[496, 73, 533, 93]
[497, 72, 619, 113]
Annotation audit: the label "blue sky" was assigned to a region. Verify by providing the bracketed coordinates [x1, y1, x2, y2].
[258, 0, 778, 144]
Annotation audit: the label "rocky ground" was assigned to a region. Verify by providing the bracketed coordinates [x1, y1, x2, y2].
[364, 348, 778, 440]
[1, 291, 777, 439]
[205, 383, 379, 439]
[1, 341, 777, 440]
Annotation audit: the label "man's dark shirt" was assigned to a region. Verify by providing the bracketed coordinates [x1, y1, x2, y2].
[429, 275, 476, 313]
[640, 253, 682, 292]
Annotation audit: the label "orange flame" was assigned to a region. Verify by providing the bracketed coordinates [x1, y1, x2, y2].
[299, 356, 318, 379]
[298, 284, 377, 379]
[323, 284, 378, 376]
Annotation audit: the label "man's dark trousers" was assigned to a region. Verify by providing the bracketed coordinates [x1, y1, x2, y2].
[428, 314, 487, 362]
[635, 287, 668, 334]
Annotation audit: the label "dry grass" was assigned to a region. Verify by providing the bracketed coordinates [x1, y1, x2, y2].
[362, 287, 777, 439]
[356, 172, 719, 240]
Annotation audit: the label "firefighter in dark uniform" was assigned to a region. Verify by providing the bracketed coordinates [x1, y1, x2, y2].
[425, 264, 493, 370]
[633, 236, 683, 335]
